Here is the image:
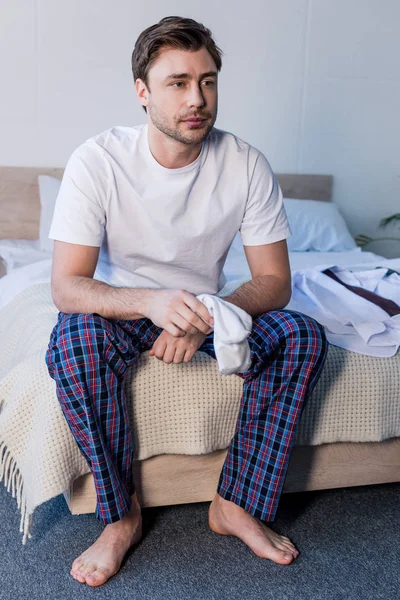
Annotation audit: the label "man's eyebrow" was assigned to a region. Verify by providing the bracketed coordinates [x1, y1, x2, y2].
[164, 71, 218, 81]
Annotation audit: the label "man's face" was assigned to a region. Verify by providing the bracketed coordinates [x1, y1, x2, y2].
[138, 46, 218, 145]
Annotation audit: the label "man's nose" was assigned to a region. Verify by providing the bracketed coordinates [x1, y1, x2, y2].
[187, 84, 206, 108]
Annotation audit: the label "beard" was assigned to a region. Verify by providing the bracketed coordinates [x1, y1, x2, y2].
[147, 100, 217, 145]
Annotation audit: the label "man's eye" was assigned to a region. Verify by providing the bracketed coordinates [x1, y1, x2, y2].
[171, 81, 215, 88]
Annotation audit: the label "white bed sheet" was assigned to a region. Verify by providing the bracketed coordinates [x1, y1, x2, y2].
[0, 239, 50, 271]
[226, 245, 390, 278]
[0, 244, 390, 311]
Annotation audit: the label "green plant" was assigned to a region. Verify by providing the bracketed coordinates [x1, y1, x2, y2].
[355, 213, 400, 248]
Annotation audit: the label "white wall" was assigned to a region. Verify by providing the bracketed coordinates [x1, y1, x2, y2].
[1, 0, 399, 255]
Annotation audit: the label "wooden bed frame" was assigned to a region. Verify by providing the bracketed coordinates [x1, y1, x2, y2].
[0, 166, 399, 515]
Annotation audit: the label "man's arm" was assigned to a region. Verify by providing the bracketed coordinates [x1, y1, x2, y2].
[50, 240, 150, 319]
[51, 240, 214, 336]
[222, 239, 291, 317]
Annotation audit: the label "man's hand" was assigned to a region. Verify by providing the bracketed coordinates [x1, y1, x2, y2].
[145, 289, 214, 337]
[149, 329, 208, 364]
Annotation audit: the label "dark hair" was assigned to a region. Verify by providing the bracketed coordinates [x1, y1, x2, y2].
[132, 16, 224, 113]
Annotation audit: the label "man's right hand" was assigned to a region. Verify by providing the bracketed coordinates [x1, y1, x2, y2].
[144, 289, 214, 338]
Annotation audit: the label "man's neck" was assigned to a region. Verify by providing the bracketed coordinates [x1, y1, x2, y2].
[147, 122, 202, 169]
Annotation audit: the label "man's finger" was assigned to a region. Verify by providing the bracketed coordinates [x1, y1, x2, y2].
[165, 323, 187, 337]
[154, 338, 168, 359]
[149, 337, 162, 355]
[182, 292, 214, 326]
[176, 305, 213, 334]
[183, 350, 193, 363]
[173, 347, 186, 364]
[163, 344, 177, 364]
[173, 311, 205, 335]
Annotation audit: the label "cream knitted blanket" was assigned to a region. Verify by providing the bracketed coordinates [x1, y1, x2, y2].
[1, 283, 399, 544]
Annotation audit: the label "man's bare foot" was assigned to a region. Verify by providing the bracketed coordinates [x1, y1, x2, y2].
[208, 493, 299, 565]
[70, 493, 142, 587]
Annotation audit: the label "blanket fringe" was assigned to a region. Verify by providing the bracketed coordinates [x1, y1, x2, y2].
[0, 440, 33, 544]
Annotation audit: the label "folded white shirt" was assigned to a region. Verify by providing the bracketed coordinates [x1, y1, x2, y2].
[286, 264, 400, 357]
[196, 294, 253, 375]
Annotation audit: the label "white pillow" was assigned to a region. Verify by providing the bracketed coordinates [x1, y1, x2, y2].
[283, 198, 356, 252]
[38, 175, 62, 252]
[36, 178, 356, 254]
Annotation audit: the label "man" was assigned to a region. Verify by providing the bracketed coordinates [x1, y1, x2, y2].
[45, 16, 328, 587]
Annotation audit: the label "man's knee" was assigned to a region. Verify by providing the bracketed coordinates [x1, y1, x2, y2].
[283, 310, 326, 344]
[256, 309, 328, 359]
[46, 312, 110, 376]
[58, 312, 111, 343]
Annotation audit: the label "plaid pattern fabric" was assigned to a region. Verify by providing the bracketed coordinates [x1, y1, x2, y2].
[45, 309, 328, 524]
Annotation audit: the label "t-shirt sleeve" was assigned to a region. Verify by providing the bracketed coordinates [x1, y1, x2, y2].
[240, 150, 292, 246]
[48, 142, 108, 247]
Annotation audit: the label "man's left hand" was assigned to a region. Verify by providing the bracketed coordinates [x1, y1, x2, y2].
[149, 329, 208, 364]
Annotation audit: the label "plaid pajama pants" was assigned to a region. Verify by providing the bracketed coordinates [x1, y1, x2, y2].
[45, 309, 328, 524]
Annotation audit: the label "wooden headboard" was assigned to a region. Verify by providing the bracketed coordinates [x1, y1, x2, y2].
[0, 166, 333, 240]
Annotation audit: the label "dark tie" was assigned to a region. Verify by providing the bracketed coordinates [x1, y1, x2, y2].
[322, 268, 400, 317]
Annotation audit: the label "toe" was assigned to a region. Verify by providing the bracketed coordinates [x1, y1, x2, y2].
[71, 558, 83, 572]
[281, 543, 299, 558]
[273, 546, 296, 565]
[86, 567, 112, 587]
[81, 562, 97, 577]
[86, 573, 99, 586]
[281, 540, 296, 552]
[280, 536, 298, 549]
[282, 552, 294, 564]
[256, 543, 295, 565]
[74, 565, 86, 578]
[70, 569, 86, 584]
[74, 565, 86, 577]
[275, 546, 297, 563]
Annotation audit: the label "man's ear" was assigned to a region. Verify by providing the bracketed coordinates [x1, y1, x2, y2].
[135, 78, 149, 110]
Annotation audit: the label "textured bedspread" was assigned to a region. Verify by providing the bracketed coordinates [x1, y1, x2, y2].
[1, 283, 399, 544]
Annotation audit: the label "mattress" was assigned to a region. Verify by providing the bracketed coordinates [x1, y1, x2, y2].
[126, 338, 400, 456]
[0, 278, 399, 462]
[0, 245, 399, 457]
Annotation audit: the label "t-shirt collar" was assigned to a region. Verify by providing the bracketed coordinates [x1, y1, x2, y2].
[142, 123, 208, 175]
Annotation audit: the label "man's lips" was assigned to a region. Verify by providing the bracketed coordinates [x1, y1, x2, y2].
[182, 117, 207, 122]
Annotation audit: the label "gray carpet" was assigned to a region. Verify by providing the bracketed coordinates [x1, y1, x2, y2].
[1, 481, 399, 600]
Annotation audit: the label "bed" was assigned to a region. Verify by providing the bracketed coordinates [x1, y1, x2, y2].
[0, 165, 399, 543]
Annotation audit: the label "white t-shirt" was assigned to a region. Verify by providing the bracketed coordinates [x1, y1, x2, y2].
[49, 124, 291, 295]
